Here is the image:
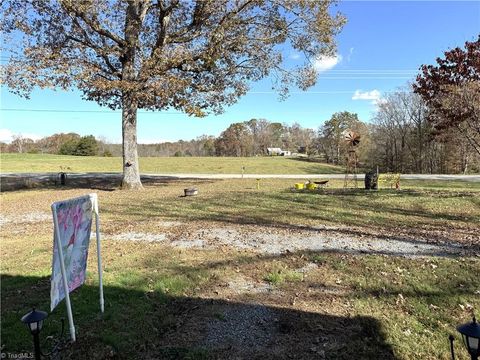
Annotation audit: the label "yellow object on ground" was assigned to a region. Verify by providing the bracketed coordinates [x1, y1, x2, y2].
[306, 183, 317, 190]
[294, 183, 304, 190]
[379, 173, 401, 189]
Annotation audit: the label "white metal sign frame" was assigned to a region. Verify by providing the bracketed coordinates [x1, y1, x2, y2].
[51, 193, 104, 342]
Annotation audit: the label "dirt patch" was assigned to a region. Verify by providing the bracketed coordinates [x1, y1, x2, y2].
[170, 239, 208, 248]
[157, 220, 183, 227]
[225, 275, 273, 295]
[110, 232, 166, 242]
[297, 262, 319, 274]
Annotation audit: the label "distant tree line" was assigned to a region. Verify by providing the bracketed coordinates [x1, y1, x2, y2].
[0, 120, 316, 158]
[367, 89, 478, 174]
[1, 133, 104, 156]
[2, 105, 478, 173]
[213, 120, 314, 157]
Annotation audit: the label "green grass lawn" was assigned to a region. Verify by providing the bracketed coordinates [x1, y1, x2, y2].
[0, 153, 343, 174]
[1, 179, 479, 359]
[87, 178, 479, 244]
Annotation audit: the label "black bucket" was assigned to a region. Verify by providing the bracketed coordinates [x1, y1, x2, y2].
[57, 172, 67, 186]
[364, 171, 378, 190]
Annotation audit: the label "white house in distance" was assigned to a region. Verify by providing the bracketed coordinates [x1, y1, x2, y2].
[267, 148, 291, 156]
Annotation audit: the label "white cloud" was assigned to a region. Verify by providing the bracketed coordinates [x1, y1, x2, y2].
[0, 128, 43, 143]
[352, 90, 386, 107]
[352, 89, 381, 101]
[313, 54, 342, 73]
[0, 129, 14, 143]
[289, 52, 301, 60]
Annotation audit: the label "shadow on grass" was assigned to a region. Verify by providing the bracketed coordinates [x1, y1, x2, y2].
[0, 173, 215, 192]
[272, 189, 478, 222]
[1, 274, 396, 360]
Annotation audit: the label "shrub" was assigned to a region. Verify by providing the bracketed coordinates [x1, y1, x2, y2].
[58, 135, 99, 156]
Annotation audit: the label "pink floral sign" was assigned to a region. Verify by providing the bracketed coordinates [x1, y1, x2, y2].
[50, 195, 93, 311]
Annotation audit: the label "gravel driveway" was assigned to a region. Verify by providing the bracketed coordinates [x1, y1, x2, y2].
[113, 222, 474, 258]
[2, 210, 472, 257]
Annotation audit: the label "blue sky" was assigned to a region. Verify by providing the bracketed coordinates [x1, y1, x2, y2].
[1, 1, 479, 143]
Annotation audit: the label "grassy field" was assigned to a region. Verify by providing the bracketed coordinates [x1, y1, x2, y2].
[0, 153, 343, 174]
[1, 179, 479, 359]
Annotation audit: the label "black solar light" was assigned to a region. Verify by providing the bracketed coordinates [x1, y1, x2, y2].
[20, 308, 67, 360]
[21, 308, 48, 360]
[457, 316, 480, 360]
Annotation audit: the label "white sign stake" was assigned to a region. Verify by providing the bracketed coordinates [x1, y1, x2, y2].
[91, 194, 105, 313]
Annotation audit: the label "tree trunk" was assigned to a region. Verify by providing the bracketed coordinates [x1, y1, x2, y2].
[462, 150, 469, 174]
[121, 94, 143, 190]
[119, 1, 143, 189]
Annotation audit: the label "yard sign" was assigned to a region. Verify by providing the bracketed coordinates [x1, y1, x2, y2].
[50, 193, 104, 342]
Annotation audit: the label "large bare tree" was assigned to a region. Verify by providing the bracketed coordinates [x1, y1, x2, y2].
[1, 0, 345, 189]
